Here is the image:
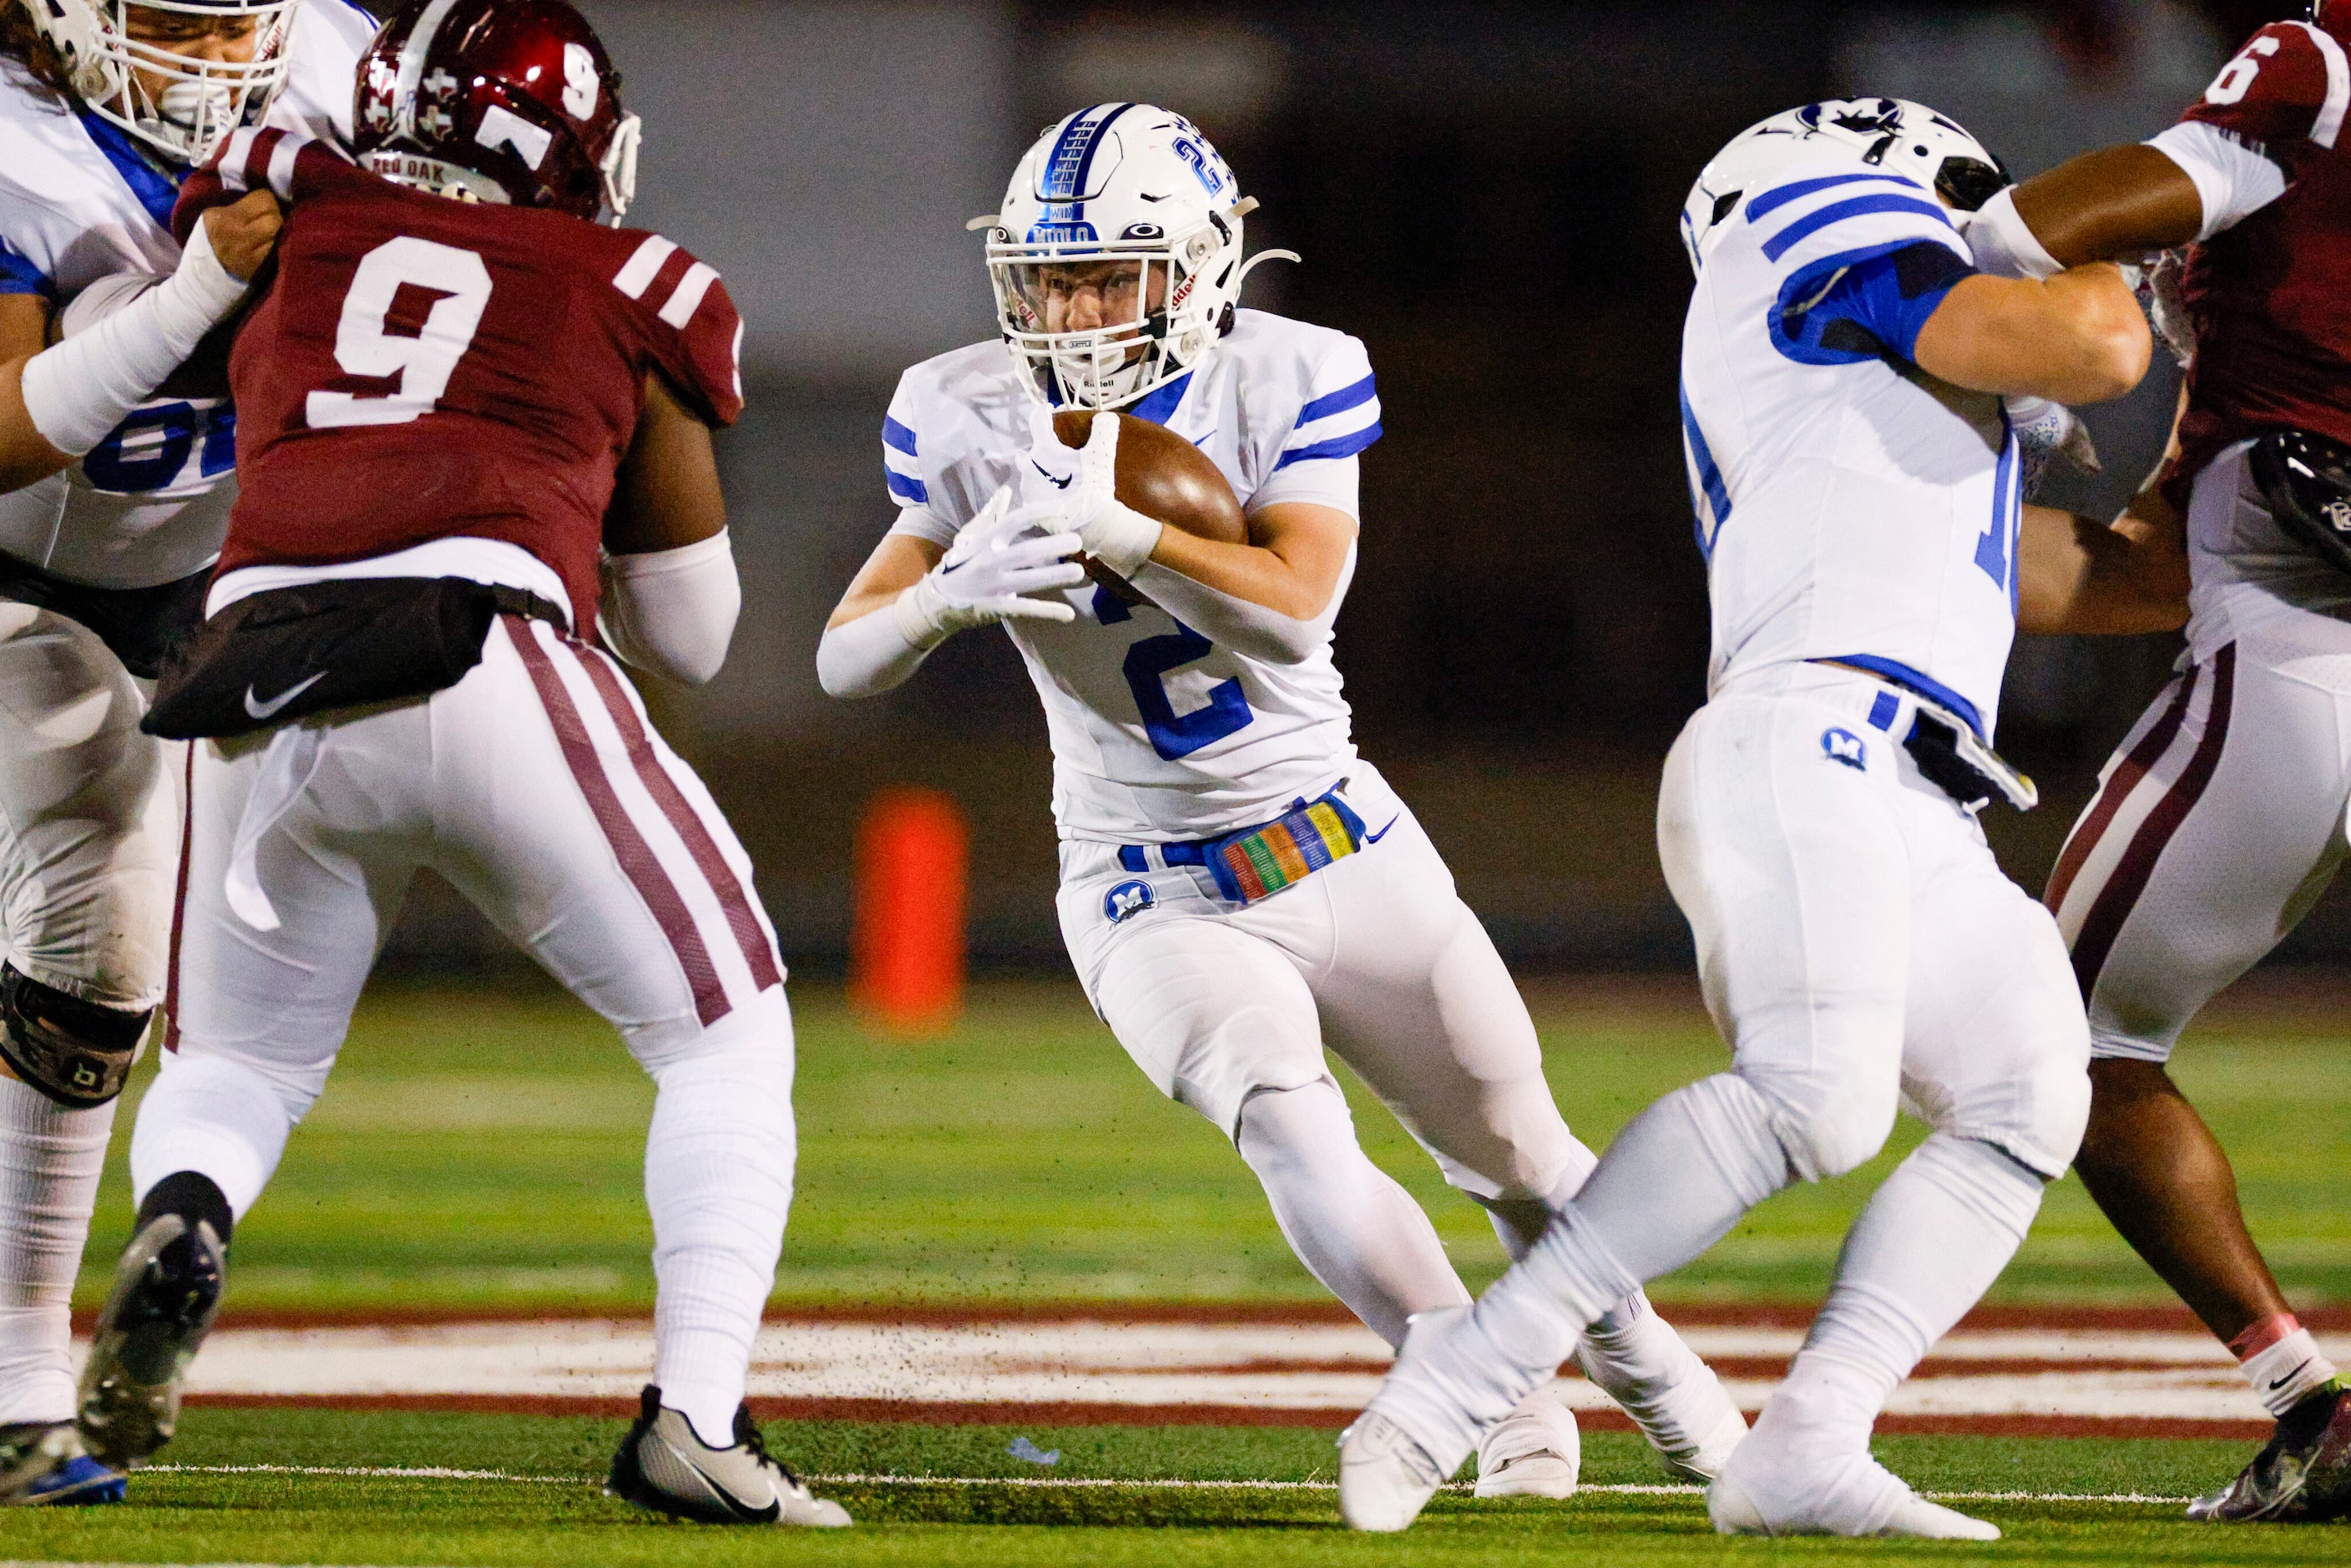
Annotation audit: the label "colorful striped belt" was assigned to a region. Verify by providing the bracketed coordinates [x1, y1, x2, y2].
[1118, 789, 1372, 906]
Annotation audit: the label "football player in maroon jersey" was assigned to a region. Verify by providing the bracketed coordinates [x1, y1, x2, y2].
[1954, 0, 2351, 1524]
[71, 0, 848, 1528]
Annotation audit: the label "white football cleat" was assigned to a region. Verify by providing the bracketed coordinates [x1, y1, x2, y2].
[1474, 1383, 1580, 1500]
[1338, 1410, 1447, 1532]
[1709, 1453, 1999, 1540]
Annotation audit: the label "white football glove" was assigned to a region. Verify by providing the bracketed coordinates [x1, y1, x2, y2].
[2122, 249, 2197, 370]
[1022, 406, 1163, 579]
[892, 485, 1086, 648]
[2010, 394, 2102, 494]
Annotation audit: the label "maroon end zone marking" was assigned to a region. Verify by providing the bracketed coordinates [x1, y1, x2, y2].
[569, 645, 781, 992]
[2067, 644, 2238, 999]
[506, 617, 729, 1026]
[178, 1393, 2273, 1443]
[2045, 662, 2201, 919]
[162, 744, 195, 1053]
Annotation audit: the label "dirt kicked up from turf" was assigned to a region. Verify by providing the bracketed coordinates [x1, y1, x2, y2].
[148, 1304, 2344, 1443]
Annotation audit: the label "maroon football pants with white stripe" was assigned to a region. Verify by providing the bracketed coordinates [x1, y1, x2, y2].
[2047, 627, 2351, 1062]
[130, 616, 794, 1438]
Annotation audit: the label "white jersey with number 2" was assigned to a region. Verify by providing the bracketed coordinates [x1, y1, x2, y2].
[880, 308, 1383, 843]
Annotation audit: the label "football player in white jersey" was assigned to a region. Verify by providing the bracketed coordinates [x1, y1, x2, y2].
[821, 103, 1747, 1499]
[0, 0, 371, 1503]
[1335, 99, 2189, 1539]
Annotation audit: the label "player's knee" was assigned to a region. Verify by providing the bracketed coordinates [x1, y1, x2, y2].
[1234, 1079, 1354, 1176]
[1749, 1070, 1899, 1181]
[0, 965, 149, 1110]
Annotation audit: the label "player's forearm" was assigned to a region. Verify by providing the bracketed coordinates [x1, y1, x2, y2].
[816, 603, 935, 698]
[599, 531, 741, 686]
[0, 356, 78, 493]
[1916, 268, 2151, 405]
[2009, 145, 2205, 268]
[2017, 501, 2189, 636]
[1130, 556, 1329, 665]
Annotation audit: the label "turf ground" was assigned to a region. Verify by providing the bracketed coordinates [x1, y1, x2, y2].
[20, 977, 2351, 1565]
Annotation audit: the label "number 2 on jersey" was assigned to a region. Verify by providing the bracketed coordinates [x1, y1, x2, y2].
[1098, 587, 1256, 758]
[307, 237, 493, 430]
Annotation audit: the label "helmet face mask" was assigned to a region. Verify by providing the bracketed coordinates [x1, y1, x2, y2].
[1681, 97, 2010, 276]
[23, 0, 304, 165]
[984, 104, 1271, 412]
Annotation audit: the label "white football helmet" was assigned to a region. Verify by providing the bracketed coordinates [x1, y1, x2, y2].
[1681, 98, 2009, 276]
[976, 103, 1295, 411]
[22, 0, 306, 165]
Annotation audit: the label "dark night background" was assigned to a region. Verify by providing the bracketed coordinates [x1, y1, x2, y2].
[394, 2, 2337, 975]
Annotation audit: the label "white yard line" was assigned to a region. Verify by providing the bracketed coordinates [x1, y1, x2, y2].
[143, 1464, 2193, 1505]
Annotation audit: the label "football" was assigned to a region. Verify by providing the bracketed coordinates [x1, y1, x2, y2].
[1053, 411, 1248, 600]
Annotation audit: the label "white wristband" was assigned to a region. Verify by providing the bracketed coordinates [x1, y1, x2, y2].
[1083, 499, 1163, 580]
[1960, 188, 2064, 281]
[21, 218, 249, 457]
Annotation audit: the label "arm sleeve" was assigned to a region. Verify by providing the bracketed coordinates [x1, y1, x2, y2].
[1769, 240, 1975, 367]
[608, 234, 746, 428]
[2147, 120, 2290, 239]
[597, 530, 741, 686]
[1250, 334, 1379, 516]
[2182, 21, 2348, 153]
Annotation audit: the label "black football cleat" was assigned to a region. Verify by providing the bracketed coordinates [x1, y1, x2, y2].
[74, 1213, 226, 1470]
[2189, 1380, 2351, 1523]
[608, 1385, 850, 1526]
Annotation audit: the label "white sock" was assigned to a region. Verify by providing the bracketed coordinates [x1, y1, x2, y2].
[2240, 1327, 2340, 1419]
[646, 1024, 796, 1449]
[1752, 1134, 2044, 1472]
[0, 1075, 114, 1425]
[1236, 1081, 1468, 1348]
[127, 1052, 295, 1221]
[1378, 1075, 1795, 1470]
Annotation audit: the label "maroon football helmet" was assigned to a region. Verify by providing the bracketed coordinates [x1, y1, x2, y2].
[351, 0, 641, 223]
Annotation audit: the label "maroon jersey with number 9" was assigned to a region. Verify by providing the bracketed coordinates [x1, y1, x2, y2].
[172, 127, 745, 632]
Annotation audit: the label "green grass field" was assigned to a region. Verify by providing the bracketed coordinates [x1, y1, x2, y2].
[18, 978, 2350, 1565]
[79, 978, 2351, 1314]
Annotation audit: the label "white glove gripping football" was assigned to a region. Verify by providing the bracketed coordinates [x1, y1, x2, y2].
[892, 485, 1086, 649]
[20, 217, 250, 458]
[2009, 394, 2103, 497]
[1023, 406, 1163, 579]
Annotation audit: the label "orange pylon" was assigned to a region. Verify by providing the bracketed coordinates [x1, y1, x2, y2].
[849, 787, 968, 1034]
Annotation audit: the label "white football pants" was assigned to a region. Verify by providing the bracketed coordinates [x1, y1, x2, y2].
[131, 615, 795, 1436]
[1657, 671, 2092, 1184]
[2050, 445, 2351, 1063]
[0, 604, 177, 1424]
[1058, 765, 1589, 1342]
[0, 603, 179, 1009]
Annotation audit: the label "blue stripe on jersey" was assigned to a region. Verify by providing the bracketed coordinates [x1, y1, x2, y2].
[1830, 653, 1987, 742]
[1126, 371, 1192, 427]
[0, 239, 52, 299]
[886, 469, 930, 504]
[1744, 171, 1924, 223]
[1297, 372, 1377, 425]
[1761, 194, 1951, 263]
[1273, 422, 1383, 469]
[882, 416, 919, 457]
[1680, 383, 1731, 559]
[75, 109, 182, 233]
